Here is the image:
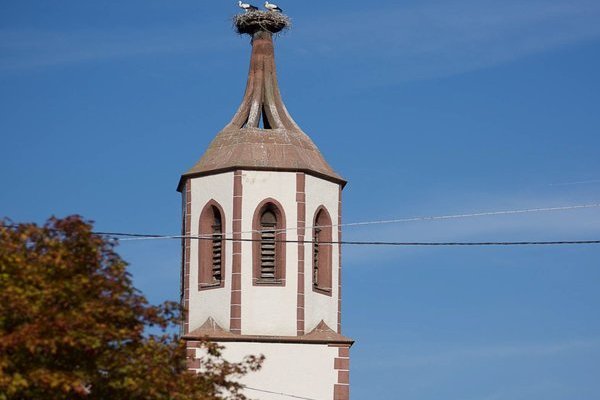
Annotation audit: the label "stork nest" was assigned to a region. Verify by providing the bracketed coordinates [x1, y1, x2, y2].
[234, 11, 291, 35]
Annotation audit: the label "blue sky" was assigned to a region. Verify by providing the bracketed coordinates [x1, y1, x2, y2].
[1, 0, 600, 399]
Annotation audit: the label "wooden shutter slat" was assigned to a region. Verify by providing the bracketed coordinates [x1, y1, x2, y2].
[211, 220, 223, 283]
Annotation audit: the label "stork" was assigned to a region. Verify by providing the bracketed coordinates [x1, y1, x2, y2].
[264, 1, 283, 12]
[238, 1, 259, 12]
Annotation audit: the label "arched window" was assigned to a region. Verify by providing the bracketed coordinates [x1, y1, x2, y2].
[199, 201, 225, 289]
[313, 207, 332, 294]
[253, 200, 286, 285]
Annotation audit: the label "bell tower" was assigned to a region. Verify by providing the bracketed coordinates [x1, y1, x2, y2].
[178, 11, 353, 400]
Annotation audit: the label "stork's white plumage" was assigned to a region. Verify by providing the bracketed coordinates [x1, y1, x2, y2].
[238, 1, 259, 11]
[264, 1, 283, 12]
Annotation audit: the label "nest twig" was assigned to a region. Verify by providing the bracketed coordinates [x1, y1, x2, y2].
[234, 11, 291, 35]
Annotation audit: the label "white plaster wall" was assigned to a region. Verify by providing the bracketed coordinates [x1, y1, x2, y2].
[188, 172, 234, 332]
[304, 175, 340, 333]
[240, 170, 298, 336]
[216, 342, 338, 400]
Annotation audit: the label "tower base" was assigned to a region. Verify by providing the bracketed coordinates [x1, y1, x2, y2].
[187, 341, 350, 400]
[184, 319, 353, 400]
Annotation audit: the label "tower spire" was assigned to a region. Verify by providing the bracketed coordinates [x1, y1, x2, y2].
[229, 11, 296, 130]
[178, 11, 344, 191]
[226, 30, 299, 131]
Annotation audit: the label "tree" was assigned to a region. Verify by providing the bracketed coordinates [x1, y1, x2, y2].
[0, 216, 262, 400]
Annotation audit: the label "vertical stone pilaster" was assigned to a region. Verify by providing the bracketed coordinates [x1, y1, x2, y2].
[230, 171, 243, 334]
[333, 346, 350, 400]
[296, 173, 306, 335]
[183, 180, 192, 334]
[337, 185, 343, 334]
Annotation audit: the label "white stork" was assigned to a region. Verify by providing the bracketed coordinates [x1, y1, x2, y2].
[238, 1, 259, 12]
[264, 1, 283, 12]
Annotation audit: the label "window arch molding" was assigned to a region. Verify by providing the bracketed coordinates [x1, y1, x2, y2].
[198, 199, 226, 290]
[312, 205, 333, 296]
[252, 198, 287, 286]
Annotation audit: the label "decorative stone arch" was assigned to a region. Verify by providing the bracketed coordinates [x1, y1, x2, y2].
[312, 205, 332, 295]
[252, 198, 287, 286]
[198, 200, 226, 290]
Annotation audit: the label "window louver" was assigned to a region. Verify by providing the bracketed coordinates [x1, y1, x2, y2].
[313, 227, 321, 286]
[260, 210, 277, 280]
[199, 202, 225, 289]
[212, 220, 222, 282]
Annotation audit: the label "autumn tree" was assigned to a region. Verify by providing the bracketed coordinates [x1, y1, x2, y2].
[0, 216, 262, 400]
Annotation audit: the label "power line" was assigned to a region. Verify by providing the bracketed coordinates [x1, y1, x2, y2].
[120, 236, 600, 247]
[5, 203, 600, 242]
[111, 203, 600, 242]
[336, 240, 600, 246]
[108, 235, 599, 246]
[3, 203, 600, 247]
[142, 203, 600, 240]
[111, 202, 600, 243]
[340, 204, 600, 228]
[549, 180, 600, 186]
[244, 386, 321, 400]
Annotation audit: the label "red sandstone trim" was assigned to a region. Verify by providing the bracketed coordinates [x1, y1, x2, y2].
[296, 173, 306, 335]
[333, 346, 350, 400]
[198, 200, 226, 291]
[338, 371, 349, 384]
[230, 171, 243, 334]
[180, 181, 186, 333]
[334, 385, 349, 400]
[334, 358, 349, 370]
[183, 180, 192, 334]
[185, 336, 353, 346]
[337, 185, 343, 334]
[252, 197, 287, 286]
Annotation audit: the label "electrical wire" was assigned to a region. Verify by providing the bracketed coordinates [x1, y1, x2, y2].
[3, 203, 600, 247]
[549, 180, 600, 186]
[106, 202, 600, 242]
[244, 386, 322, 400]
[115, 203, 600, 241]
[108, 235, 600, 246]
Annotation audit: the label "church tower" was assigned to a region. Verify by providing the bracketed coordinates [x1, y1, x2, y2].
[178, 12, 353, 400]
